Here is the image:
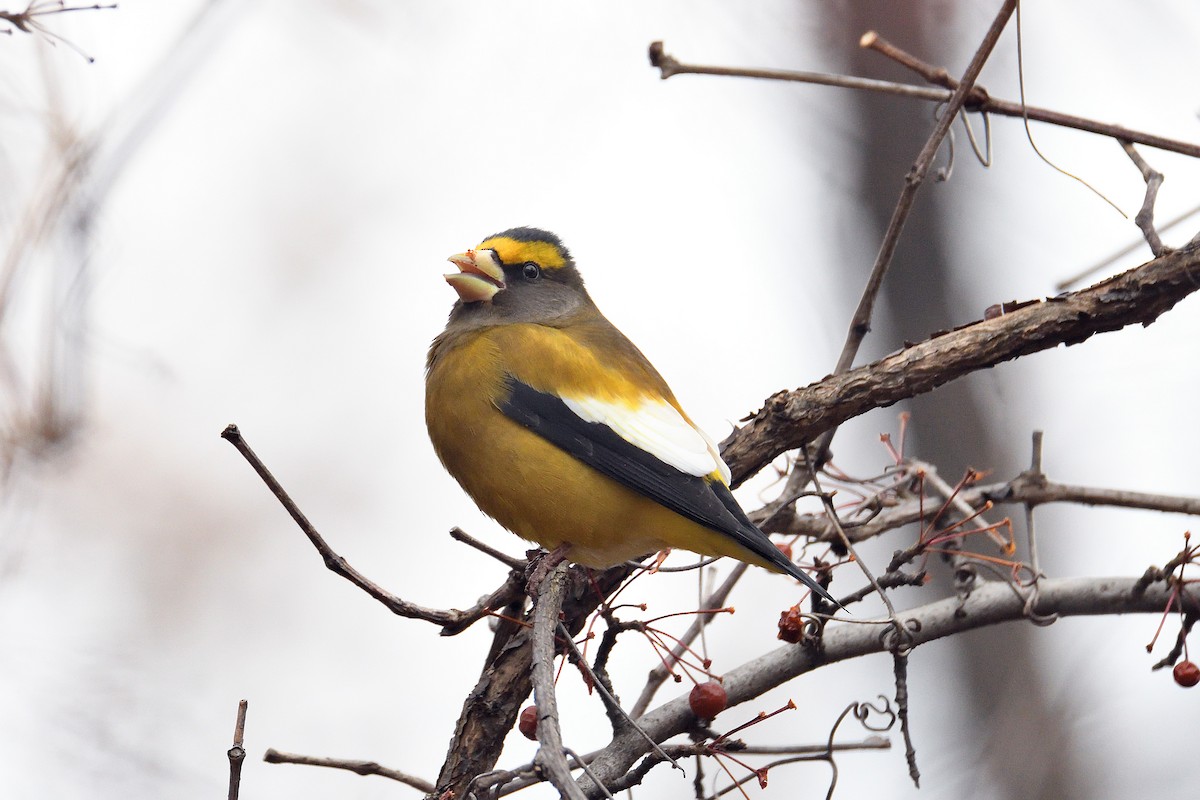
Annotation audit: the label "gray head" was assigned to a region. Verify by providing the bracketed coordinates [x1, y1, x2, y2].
[442, 227, 592, 327]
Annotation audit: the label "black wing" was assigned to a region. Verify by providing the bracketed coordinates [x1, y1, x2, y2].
[499, 377, 837, 604]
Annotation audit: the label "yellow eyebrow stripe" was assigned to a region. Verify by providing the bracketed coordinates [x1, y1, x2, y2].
[476, 236, 567, 270]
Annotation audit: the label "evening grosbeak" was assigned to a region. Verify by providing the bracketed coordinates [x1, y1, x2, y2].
[426, 227, 835, 604]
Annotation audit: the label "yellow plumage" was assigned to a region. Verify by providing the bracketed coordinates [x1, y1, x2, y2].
[426, 228, 836, 603]
[427, 320, 764, 568]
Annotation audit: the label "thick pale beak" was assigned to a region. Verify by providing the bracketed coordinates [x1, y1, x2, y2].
[444, 249, 505, 303]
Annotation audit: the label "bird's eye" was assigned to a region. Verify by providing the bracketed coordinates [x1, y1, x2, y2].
[522, 262, 541, 280]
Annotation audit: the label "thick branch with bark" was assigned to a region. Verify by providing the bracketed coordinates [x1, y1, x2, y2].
[721, 245, 1200, 486]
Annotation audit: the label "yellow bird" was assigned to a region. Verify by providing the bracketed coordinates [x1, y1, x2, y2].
[426, 227, 835, 604]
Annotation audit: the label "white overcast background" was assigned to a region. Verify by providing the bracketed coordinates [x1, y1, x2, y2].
[0, 2, 1197, 799]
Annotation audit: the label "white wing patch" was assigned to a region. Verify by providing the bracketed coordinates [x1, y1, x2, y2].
[562, 395, 732, 484]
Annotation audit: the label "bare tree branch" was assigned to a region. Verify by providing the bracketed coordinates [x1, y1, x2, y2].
[721, 245, 1200, 487]
[648, 39, 1200, 160]
[1120, 141, 1170, 257]
[530, 562, 592, 800]
[766, 464, 1200, 547]
[579, 576, 1192, 796]
[985, 472, 1200, 517]
[220, 424, 523, 633]
[630, 563, 748, 719]
[831, 0, 1017, 378]
[432, 565, 633, 799]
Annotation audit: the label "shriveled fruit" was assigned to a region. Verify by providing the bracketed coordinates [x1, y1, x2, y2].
[518, 705, 539, 740]
[1173, 660, 1200, 688]
[777, 606, 804, 643]
[775, 542, 793, 560]
[689, 680, 727, 719]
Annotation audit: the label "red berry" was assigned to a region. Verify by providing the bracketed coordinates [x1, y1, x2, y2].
[689, 680, 727, 719]
[518, 705, 538, 740]
[777, 606, 804, 643]
[1173, 660, 1200, 687]
[775, 542, 793, 560]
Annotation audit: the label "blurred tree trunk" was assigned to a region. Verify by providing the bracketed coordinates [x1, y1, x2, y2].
[824, 3, 1096, 798]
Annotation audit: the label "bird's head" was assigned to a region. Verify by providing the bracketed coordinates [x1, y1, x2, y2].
[443, 228, 590, 324]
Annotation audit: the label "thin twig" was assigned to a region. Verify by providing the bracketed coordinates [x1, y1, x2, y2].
[832, 0, 1016, 378]
[1120, 140, 1170, 257]
[220, 424, 513, 633]
[985, 474, 1200, 518]
[564, 748, 617, 800]
[449, 526, 527, 569]
[227, 699, 248, 800]
[630, 563, 749, 719]
[0, 2, 116, 61]
[891, 653, 919, 787]
[263, 749, 434, 793]
[735, 737, 891, 755]
[556, 618, 683, 773]
[860, 30, 985, 103]
[648, 40, 1200, 160]
[649, 40, 948, 101]
[497, 737, 888, 798]
[771, 463, 1200, 550]
[817, 0, 1019, 468]
[917, 462, 1008, 551]
[1016, 432, 1060, 625]
[866, 28, 1178, 221]
[806, 456, 924, 792]
[1025, 432, 1045, 579]
[807, 453, 900, 625]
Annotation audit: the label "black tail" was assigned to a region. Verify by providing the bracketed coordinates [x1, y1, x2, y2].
[756, 528, 843, 611]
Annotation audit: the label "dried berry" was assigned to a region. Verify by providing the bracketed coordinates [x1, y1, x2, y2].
[689, 680, 727, 719]
[518, 705, 538, 740]
[777, 606, 804, 643]
[775, 542, 793, 560]
[1173, 660, 1200, 688]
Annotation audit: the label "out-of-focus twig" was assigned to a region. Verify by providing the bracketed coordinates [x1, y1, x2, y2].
[0, 2, 116, 61]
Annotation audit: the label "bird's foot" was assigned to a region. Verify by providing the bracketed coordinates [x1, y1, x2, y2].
[525, 543, 572, 598]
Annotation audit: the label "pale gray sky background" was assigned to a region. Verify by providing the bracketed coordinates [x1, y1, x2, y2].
[0, 2, 1197, 798]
